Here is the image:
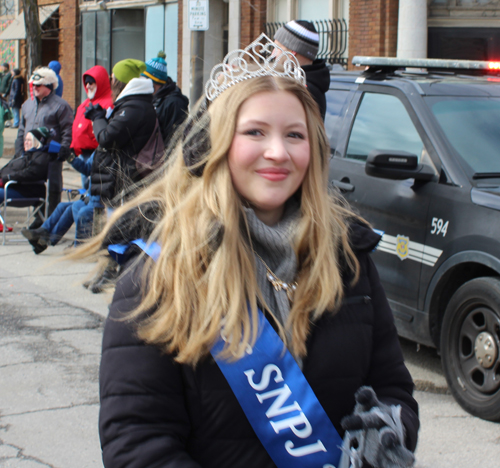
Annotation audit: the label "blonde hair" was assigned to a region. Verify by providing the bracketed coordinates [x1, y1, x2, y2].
[76, 75, 359, 365]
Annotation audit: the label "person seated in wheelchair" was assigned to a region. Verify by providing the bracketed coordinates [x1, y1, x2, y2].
[21, 152, 102, 254]
[0, 126, 59, 204]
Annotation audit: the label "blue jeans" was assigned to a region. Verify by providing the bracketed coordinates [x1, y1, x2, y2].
[41, 202, 74, 245]
[73, 201, 93, 242]
[12, 107, 20, 127]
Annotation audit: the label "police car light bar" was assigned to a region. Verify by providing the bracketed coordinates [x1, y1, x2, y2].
[352, 56, 500, 72]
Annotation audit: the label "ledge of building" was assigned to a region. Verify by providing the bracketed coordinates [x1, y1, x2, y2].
[79, 0, 162, 12]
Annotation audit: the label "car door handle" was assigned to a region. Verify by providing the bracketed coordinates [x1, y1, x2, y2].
[330, 179, 355, 193]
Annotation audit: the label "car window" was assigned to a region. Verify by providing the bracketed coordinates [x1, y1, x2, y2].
[325, 90, 350, 153]
[425, 96, 500, 175]
[346, 93, 424, 162]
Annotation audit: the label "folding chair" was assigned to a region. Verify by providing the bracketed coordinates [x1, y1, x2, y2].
[1, 160, 63, 245]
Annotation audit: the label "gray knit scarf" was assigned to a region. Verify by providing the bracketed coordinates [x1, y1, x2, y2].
[243, 198, 300, 327]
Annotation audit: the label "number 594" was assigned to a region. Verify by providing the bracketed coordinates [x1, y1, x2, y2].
[431, 217, 449, 237]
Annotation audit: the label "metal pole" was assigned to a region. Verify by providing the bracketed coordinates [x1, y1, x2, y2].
[190, 30, 205, 104]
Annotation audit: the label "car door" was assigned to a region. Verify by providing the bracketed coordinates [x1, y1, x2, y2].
[328, 87, 439, 317]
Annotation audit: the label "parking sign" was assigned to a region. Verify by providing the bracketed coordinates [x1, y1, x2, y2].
[189, 0, 209, 31]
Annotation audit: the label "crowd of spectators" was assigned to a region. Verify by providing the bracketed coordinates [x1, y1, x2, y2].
[0, 53, 189, 276]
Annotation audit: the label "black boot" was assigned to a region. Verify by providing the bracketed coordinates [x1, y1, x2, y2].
[21, 227, 50, 245]
[21, 227, 50, 254]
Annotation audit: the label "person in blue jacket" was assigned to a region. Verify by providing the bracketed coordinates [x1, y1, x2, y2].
[48, 60, 63, 98]
[21, 152, 102, 253]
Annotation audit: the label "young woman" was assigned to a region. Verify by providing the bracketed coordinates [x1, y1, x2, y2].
[78, 37, 419, 468]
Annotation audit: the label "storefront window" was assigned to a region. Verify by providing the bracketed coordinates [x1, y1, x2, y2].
[96, 10, 110, 72]
[81, 12, 96, 75]
[111, 9, 145, 65]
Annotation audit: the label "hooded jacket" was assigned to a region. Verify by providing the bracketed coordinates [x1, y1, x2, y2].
[48, 61, 63, 98]
[9, 72, 24, 109]
[152, 77, 189, 146]
[90, 77, 157, 203]
[71, 66, 113, 156]
[0, 69, 12, 97]
[302, 59, 330, 121]
[98, 222, 419, 467]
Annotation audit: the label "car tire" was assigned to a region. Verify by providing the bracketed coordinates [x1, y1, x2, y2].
[441, 277, 500, 421]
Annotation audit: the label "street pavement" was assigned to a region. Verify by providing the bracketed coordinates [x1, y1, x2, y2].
[1, 127, 499, 467]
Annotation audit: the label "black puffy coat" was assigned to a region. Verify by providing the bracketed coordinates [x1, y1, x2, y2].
[99, 224, 419, 468]
[302, 59, 330, 121]
[9, 75, 24, 109]
[153, 78, 189, 146]
[90, 91, 157, 203]
[0, 150, 50, 198]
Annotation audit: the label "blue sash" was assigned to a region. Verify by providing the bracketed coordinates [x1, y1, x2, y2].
[109, 241, 343, 468]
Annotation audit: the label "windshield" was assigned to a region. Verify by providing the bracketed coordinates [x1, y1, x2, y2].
[425, 96, 500, 176]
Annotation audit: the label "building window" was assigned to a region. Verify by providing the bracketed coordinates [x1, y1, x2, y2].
[0, 0, 15, 17]
[145, 2, 179, 81]
[298, 0, 329, 20]
[111, 9, 145, 66]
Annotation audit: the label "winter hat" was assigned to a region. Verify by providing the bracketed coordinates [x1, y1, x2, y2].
[48, 60, 61, 75]
[3, 62, 9, 69]
[142, 51, 168, 84]
[28, 127, 50, 149]
[29, 67, 59, 90]
[274, 20, 319, 60]
[112, 59, 147, 84]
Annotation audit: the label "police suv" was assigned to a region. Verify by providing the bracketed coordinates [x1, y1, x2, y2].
[326, 57, 500, 421]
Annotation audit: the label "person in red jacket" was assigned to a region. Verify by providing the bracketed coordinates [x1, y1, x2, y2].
[71, 65, 113, 187]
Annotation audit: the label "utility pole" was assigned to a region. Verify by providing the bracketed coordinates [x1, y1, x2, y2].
[21, 0, 42, 77]
[188, 0, 209, 104]
[190, 30, 205, 104]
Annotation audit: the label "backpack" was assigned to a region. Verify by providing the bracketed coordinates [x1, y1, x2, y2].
[135, 118, 165, 178]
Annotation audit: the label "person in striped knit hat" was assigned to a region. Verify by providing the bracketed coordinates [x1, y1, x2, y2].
[142, 51, 189, 146]
[273, 20, 330, 120]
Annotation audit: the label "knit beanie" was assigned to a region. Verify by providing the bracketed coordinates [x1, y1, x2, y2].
[142, 51, 168, 84]
[274, 20, 319, 61]
[28, 127, 50, 148]
[112, 59, 147, 84]
[29, 67, 59, 90]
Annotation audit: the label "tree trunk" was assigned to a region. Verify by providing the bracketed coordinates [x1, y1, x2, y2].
[21, 0, 42, 77]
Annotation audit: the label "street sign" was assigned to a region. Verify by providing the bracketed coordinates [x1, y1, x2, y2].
[189, 0, 209, 31]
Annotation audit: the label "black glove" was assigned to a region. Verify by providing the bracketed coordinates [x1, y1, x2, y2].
[57, 146, 73, 162]
[339, 387, 415, 468]
[84, 103, 106, 121]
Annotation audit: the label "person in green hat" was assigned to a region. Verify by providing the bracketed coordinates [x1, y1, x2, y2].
[81, 58, 160, 292]
[142, 51, 189, 146]
[83, 58, 158, 205]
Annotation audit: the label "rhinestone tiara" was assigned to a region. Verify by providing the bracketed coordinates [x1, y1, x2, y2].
[205, 33, 306, 102]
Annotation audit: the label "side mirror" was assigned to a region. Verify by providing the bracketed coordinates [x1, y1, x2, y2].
[366, 150, 435, 181]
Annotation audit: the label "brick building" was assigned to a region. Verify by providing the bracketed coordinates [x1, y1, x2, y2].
[1, 0, 499, 110]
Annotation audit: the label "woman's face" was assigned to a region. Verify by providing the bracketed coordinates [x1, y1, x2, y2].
[24, 133, 35, 151]
[228, 90, 310, 225]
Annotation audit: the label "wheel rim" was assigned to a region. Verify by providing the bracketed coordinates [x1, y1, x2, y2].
[457, 305, 500, 395]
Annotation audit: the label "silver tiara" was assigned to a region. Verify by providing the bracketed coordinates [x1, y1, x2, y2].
[205, 33, 306, 102]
